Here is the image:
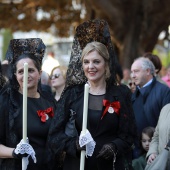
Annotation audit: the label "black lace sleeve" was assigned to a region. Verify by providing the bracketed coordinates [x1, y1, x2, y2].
[48, 86, 79, 157]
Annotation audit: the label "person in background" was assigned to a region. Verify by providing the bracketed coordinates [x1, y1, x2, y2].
[50, 65, 67, 101]
[0, 38, 59, 170]
[143, 52, 167, 86]
[41, 70, 52, 94]
[115, 63, 123, 85]
[121, 68, 131, 86]
[132, 126, 155, 170]
[146, 103, 170, 169]
[48, 19, 136, 170]
[128, 79, 136, 93]
[42, 52, 60, 75]
[0, 60, 10, 82]
[131, 57, 170, 159]
[161, 64, 170, 87]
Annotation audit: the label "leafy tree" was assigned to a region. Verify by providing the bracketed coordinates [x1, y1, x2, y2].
[0, 0, 170, 67]
[1, 29, 13, 60]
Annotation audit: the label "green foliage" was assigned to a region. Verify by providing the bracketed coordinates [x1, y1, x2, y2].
[1, 29, 13, 61]
[153, 48, 170, 67]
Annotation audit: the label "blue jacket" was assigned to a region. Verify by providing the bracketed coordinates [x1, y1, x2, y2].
[132, 77, 170, 134]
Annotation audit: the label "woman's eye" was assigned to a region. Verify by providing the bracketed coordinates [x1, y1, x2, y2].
[94, 60, 100, 64]
[17, 70, 24, 74]
[28, 68, 34, 73]
[83, 60, 89, 64]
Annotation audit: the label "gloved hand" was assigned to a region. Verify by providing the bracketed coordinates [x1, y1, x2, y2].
[96, 143, 117, 160]
[76, 138, 86, 152]
[12, 149, 29, 159]
[12, 138, 36, 163]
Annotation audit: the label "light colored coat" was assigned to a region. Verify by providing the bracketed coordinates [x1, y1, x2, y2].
[146, 103, 170, 169]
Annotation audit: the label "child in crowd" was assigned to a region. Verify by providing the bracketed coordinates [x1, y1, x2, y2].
[132, 126, 155, 170]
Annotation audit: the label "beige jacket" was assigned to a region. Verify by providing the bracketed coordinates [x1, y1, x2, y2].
[146, 103, 170, 169]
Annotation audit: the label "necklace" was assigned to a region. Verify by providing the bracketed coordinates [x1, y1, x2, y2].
[89, 88, 106, 95]
[88, 81, 106, 95]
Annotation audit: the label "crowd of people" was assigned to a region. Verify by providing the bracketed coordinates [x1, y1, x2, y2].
[0, 19, 170, 170]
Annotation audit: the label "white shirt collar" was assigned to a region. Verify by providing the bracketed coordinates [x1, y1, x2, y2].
[137, 78, 153, 89]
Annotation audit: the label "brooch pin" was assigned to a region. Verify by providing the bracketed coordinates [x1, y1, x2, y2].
[108, 106, 114, 113]
[37, 107, 54, 122]
[101, 100, 120, 119]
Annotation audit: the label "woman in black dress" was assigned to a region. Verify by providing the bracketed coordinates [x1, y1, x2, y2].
[0, 38, 59, 170]
[48, 19, 137, 170]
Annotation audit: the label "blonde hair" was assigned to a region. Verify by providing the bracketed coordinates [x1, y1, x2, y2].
[81, 41, 111, 79]
[50, 65, 68, 79]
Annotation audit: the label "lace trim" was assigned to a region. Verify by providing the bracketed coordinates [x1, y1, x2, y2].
[79, 129, 96, 157]
[14, 138, 37, 169]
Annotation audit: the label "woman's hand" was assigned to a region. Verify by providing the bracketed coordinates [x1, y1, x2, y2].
[147, 153, 157, 164]
[96, 143, 117, 160]
[76, 138, 86, 152]
[12, 138, 36, 163]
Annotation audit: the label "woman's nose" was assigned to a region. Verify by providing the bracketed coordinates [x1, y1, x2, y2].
[89, 62, 94, 68]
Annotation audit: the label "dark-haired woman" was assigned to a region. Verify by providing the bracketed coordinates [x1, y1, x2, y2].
[0, 38, 59, 170]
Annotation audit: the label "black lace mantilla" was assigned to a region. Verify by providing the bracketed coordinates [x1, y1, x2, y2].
[5, 38, 46, 65]
[0, 62, 6, 89]
[65, 19, 118, 88]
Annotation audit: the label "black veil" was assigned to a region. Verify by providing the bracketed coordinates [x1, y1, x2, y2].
[65, 19, 119, 89]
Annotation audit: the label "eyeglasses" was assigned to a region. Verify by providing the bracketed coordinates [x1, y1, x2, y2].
[129, 82, 136, 87]
[50, 73, 60, 80]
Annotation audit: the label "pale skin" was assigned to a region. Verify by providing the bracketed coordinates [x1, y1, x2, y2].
[129, 80, 136, 93]
[51, 68, 66, 101]
[0, 58, 41, 158]
[82, 50, 106, 95]
[142, 133, 156, 164]
[147, 153, 157, 164]
[141, 133, 151, 152]
[131, 59, 153, 88]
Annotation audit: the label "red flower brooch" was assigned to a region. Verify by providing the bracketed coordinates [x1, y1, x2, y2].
[101, 100, 120, 119]
[37, 107, 54, 122]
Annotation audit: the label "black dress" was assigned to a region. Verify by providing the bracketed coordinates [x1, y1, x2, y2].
[0, 89, 57, 170]
[48, 84, 137, 170]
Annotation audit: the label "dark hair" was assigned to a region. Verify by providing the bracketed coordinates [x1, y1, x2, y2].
[140, 126, 155, 155]
[10, 53, 41, 90]
[143, 52, 162, 74]
[13, 53, 41, 72]
[142, 126, 155, 138]
[115, 63, 123, 80]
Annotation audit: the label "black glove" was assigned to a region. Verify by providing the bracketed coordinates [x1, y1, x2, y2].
[76, 138, 86, 152]
[96, 143, 117, 160]
[12, 149, 29, 159]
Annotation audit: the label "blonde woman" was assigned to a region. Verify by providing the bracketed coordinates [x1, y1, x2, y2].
[50, 65, 67, 101]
